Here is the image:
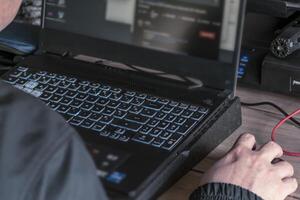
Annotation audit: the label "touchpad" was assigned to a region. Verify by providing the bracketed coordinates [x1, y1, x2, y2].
[86, 143, 130, 179]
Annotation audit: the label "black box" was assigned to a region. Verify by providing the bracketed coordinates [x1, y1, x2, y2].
[262, 53, 300, 97]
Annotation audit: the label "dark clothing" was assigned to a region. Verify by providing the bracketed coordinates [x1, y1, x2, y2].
[0, 82, 261, 200]
[0, 83, 108, 200]
[190, 183, 263, 200]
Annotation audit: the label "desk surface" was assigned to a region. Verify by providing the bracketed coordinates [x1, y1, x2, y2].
[159, 87, 300, 200]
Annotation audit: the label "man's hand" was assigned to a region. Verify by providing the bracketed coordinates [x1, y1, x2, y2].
[200, 133, 298, 200]
[0, 0, 22, 31]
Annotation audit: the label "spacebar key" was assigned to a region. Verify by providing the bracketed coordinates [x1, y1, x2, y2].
[111, 119, 142, 131]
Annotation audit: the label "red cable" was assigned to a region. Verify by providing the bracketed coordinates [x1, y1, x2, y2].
[271, 109, 300, 157]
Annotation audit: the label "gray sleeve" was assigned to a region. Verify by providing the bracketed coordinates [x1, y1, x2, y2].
[25, 133, 109, 200]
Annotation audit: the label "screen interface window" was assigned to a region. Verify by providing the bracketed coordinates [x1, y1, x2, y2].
[44, 0, 240, 63]
[14, 0, 43, 26]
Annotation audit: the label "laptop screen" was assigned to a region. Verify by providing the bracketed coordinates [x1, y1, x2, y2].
[44, 0, 240, 64]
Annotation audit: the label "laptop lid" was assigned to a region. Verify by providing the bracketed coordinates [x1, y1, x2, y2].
[0, 0, 43, 55]
[40, 0, 246, 92]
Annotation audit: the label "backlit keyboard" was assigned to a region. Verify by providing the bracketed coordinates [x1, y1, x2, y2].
[1, 66, 209, 151]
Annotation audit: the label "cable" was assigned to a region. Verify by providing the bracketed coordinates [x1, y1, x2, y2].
[272, 109, 300, 157]
[241, 102, 300, 127]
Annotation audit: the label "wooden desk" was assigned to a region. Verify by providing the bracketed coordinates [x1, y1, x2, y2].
[159, 87, 300, 200]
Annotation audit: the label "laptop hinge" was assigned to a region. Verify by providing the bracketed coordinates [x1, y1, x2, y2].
[218, 89, 234, 99]
[42, 48, 70, 58]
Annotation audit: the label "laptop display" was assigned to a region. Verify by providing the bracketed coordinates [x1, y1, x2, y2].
[44, 0, 240, 63]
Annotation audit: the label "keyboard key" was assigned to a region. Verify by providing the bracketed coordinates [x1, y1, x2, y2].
[29, 74, 41, 81]
[57, 105, 70, 113]
[198, 106, 209, 114]
[124, 91, 136, 97]
[58, 81, 71, 88]
[157, 99, 169, 105]
[69, 116, 84, 126]
[38, 76, 51, 84]
[188, 105, 199, 112]
[50, 95, 62, 103]
[48, 102, 59, 110]
[89, 113, 102, 121]
[148, 119, 159, 127]
[99, 115, 113, 124]
[174, 117, 186, 125]
[92, 122, 106, 132]
[68, 83, 81, 91]
[16, 79, 27, 85]
[46, 73, 57, 78]
[114, 110, 126, 119]
[141, 108, 156, 118]
[167, 124, 180, 133]
[178, 103, 189, 109]
[132, 134, 155, 144]
[182, 110, 194, 118]
[177, 119, 197, 135]
[40, 92, 52, 100]
[97, 98, 110, 106]
[149, 129, 162, 137]
[56, 88, 67, 96]
[19, 72, 31, 79]
[143, 101, 163, 110]
[92, 105, 104, 114]
[120, 95, 133, 103]
[102, 107, 115, 116]
[160, 131, 172, 140]
[65, 90, 77, 98]
[115, 128, 126, 135]
[152, 138, 165, 147]
[99, 90, 112, 98]
[162, 105, 173, 114]
[78, 110, 91, 119]
[90, 83, 100, 88]
[60, 97, 73, 106]
[31, 90, 43, 98]
[136, 93, 147, 99]
[78, 85, 91, 94]
[82, 102, 94, 111]
[109, 93, 122, 101]
[157, 121, 169, 130]
[86, 95, 99, 104]
[165, 114, 176, 122]
[191, 112, 204, 120]
[45, 85, 58, 93]
[146, 96, 158, 102]
[79, 80, 90, 86]
[111, 119, 142, 131]
[109, 133, 121, 140]
[48, 78, 60, 86]
[57, 75, 66, 80]
[76, 93, 88, 101]
[129, 106, 143, 114]
[24, 80, 39, 89]
[107, 101, 121, 109]
[124, 113, 149, 124]
[162, 134, 183, 150]
[67, 107, 80, 116]
[66, 77, 77, 83]
[140, 126, 152, 134]
[81, 119, 95, 129]
[70, 100, 83, 108]
[131, 98, 144, 106]
[89, 88, 101, 96]
[62, 113, 73, 122]
[172, 107, 184, 115]
[155, 112, 167, 120]
[111, 88, 122, 94]
[100, 85, 111, 91]
[118, 103, 131, 112]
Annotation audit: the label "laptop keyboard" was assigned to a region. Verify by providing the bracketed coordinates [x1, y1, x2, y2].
[1, 66, 209, 151]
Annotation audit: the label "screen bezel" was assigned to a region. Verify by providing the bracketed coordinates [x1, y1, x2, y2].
[40, 0, 246, 91]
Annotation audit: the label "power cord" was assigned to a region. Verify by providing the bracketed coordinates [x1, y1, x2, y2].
[241, 102, 300, 127]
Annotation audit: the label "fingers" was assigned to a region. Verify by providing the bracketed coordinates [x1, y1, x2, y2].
[273, 161, 295, 178]
[234, 133, 256, 150]
[259, 141, 283, 162]
[282, 177, 298, 196]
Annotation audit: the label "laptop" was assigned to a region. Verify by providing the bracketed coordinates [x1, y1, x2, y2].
[1, 0, 246, 199]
